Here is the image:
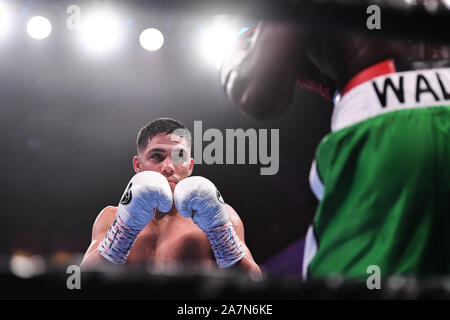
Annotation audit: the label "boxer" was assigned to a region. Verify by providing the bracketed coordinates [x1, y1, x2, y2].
[80, 118, 262, 279]
[220, 9, 450, 280]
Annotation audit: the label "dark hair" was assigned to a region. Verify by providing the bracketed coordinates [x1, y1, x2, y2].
[136, 118, 191, 154]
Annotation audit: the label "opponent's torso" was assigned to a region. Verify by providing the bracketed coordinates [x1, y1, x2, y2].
[107, 207, 214, 267]
[304, 67, 450, 279]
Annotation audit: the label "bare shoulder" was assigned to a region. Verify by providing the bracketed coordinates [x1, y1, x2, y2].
[91, 206, 117, 238]
[81, 206, 117, 268]
[95, 205, 117, 224]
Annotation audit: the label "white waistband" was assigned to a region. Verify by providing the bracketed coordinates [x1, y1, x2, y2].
[331, 68, 450, 131]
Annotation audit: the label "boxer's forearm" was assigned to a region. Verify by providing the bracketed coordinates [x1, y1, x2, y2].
[80, 245, 105, 270]
[235, 256, 263, 280]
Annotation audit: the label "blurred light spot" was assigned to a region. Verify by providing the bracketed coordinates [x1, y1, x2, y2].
[10, 252, 46, 278]
[27, 16, 52, 40]
[198, 16, 241, 68]
[139, 27, 164, 52]
[424, 0, 439, 13]
[0, 2, 12, 40]
[79, 9, 123, 54]
[326, 274, 344, 289]
[49, 251, 72, 267]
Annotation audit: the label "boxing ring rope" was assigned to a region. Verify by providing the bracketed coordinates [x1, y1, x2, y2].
[1, 254, 450, 299]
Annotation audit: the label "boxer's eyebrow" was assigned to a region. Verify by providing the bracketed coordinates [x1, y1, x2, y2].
[147, 148, 167, 155]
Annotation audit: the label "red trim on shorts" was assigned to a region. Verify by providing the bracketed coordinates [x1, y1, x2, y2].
[341, 59, 397, 97]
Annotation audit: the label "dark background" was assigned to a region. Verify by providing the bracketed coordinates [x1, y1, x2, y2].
[0, 0, 332, 266]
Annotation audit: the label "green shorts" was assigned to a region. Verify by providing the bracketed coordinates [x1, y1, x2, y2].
[304, 68, 450, 280]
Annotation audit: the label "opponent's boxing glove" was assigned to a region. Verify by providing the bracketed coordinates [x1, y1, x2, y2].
[220, 27, 336, 102]
[98, 171, 173, 264]
[219, 28, 256, 90]
[174, 176, 245, 268]
[296, 57, 337, 102]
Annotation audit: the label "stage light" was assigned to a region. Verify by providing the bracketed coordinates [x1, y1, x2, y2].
[27, 16, 52, 40]
[10, 253, 46, 279]
[0, 2, 12, 40]
[198, 17, 240, 68]
[139, 28, 164, 51]
[79, 10, 123, 54]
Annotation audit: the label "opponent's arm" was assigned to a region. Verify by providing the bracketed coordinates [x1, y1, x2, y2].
[220, 21, 309, 120]
[174, 176, 262, 279]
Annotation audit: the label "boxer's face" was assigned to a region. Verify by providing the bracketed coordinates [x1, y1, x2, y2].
[133, 133, 194, 191]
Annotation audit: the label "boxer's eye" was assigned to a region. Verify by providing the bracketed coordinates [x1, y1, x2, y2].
[151, 153, 164, 161]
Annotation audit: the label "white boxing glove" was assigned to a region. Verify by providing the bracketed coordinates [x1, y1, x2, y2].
[174, 176, 245, 268]
[117, 171, 173, 230]
[174, 176, 229, 231]
[98, 171, 173, 264]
